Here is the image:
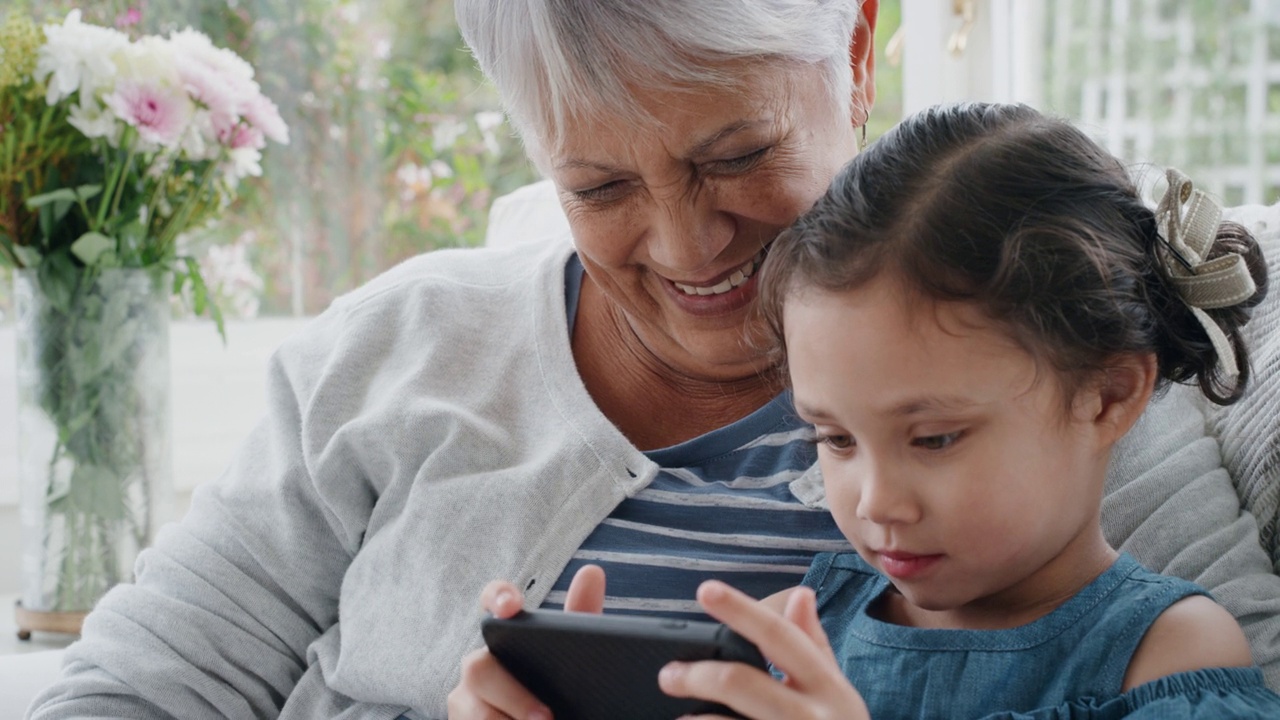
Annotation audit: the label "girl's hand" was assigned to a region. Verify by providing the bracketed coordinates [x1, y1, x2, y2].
[657, 580, 871, 720]
[447, 565, 606, 719]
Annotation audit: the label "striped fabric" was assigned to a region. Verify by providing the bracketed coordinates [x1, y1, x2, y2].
[542, 257, 851, 619]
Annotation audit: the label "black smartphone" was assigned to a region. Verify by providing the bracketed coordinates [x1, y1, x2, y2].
[481, 609, 768, 720]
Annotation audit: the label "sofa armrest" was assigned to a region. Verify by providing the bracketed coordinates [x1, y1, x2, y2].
[0, 649, 66, 716]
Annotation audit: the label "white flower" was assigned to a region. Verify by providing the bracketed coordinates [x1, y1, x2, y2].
[474, 111, 504, 134]
[432, 119, 467, 152]
[115, 35, 181, 86]
[474, 111, 505, 155]
[67, 96, 122, 143]
[396, 162, 433, 201]
[428, 160, 453, 180]
[35, 10, 130, 105]
[227, 146, 263, 180]
[201, 232, 264, 319]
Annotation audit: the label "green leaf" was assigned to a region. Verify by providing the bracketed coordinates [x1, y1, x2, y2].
[13, 245, 43, 268]
[182, 256, 226, 343]
[72, 184, 103, 202]
[70, 232, 116, 266]
[24, 188, 81, 209]
[36, 251, 80, 314]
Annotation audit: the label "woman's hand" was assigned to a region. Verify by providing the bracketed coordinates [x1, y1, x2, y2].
[447, 565, 607, 719]
[657, 580, 871, 720]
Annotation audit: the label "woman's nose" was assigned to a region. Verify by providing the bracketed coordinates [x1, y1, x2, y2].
[643, 184, 734, 272]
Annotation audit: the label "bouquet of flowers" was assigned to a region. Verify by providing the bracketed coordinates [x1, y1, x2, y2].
[0, 9, 288, 316]
[0, 9, 288, 617]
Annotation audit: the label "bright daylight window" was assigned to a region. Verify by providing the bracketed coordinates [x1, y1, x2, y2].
[1037, 0, 1277, 206]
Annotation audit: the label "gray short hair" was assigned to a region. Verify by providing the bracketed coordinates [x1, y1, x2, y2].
[455, 0, 863, 151]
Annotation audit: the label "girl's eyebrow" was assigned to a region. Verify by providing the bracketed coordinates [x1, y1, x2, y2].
[889, 395, 977, 417]
[795, 396, 978, 422]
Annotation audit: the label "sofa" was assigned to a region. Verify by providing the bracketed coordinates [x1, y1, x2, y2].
[2, 181, 1278, 717]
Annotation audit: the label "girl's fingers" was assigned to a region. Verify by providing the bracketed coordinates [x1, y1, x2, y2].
[479, 580, 525, 619]
[695, 580, 832, 687]
[781, 586, 838, 664]
[451, 647, 551, 720]
[659, 658, 796, 720]
[563, 564, 606, 614]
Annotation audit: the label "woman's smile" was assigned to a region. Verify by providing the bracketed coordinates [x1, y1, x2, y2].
[662, 245, 769, 317]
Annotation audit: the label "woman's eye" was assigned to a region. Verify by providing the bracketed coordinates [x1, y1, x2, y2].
[572, 180, 627, 203]
[913, 432, 962, 451]
[709, 147, 768, 173]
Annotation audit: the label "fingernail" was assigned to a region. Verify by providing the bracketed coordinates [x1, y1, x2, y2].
[495, 590, 515, 609]
[660, 662, 685, 685]
[527, 707, 551, 720]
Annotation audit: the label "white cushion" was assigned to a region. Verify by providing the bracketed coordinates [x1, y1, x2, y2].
[484, 179, 571, 248]
[0, 650, 65, 718]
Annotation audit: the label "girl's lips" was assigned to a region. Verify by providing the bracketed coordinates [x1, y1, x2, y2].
[877, 551, 944, 581]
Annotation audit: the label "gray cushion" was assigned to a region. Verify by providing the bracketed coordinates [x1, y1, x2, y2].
[1212, 205, 1280, 572]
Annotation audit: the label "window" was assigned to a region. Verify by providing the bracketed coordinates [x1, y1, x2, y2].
[900, 0, 1277, 204]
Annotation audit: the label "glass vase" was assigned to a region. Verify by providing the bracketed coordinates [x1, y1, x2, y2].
[15, 267, 172, 618]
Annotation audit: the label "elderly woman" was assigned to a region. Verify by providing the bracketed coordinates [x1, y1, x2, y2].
[28, 2, 1280, 719]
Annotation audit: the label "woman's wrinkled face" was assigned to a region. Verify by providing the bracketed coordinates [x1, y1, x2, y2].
[542, 62, 858, 380]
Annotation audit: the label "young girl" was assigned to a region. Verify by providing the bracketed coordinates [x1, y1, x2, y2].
[656, 103, 1280, 718]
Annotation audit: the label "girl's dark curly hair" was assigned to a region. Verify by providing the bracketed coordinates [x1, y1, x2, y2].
[757, 102, 1269, 405]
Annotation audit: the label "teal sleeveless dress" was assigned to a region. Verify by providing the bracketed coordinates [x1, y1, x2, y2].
[800, 552, 1280, 718]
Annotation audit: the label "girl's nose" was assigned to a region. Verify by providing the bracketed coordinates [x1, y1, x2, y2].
[854, 463, 922, 526]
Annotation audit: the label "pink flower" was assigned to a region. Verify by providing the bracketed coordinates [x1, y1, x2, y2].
[229, 123, 265, 151]
[243, 93, 289, 145]
[175, 59, 241, 140]
[105, 80, 194, 148]
[115, 7, 142, 29]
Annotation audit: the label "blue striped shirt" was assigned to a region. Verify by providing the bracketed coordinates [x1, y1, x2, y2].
[541, 256, 850, 619]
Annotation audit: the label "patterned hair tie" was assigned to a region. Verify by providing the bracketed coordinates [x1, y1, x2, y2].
[1153, 168, 1257, 379]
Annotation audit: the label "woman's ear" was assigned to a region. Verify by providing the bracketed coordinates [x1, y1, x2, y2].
[851, 0, 879, 123]
[1086, 353, 1159, 444]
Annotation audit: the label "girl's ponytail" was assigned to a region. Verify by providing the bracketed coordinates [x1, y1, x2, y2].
[1143, 169, 1269, 405]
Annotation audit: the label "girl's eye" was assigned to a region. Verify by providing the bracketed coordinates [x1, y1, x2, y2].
[709, 147, 768, 174]
[912, 432, 962, 451]
[819, 434, 855, 451]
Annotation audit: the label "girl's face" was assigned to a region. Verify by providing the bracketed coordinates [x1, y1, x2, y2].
[784, 276, 1118, 629]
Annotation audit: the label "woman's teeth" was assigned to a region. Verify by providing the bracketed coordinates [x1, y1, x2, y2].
[673, 252, 763, 297]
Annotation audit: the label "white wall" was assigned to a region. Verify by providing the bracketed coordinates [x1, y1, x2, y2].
[0, 317, 308, 595]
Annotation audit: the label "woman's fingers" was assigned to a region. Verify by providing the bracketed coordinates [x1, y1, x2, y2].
[449, 646, 551, 720]
[480, 580, 526, 619]
[563, 564, 606, 614]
